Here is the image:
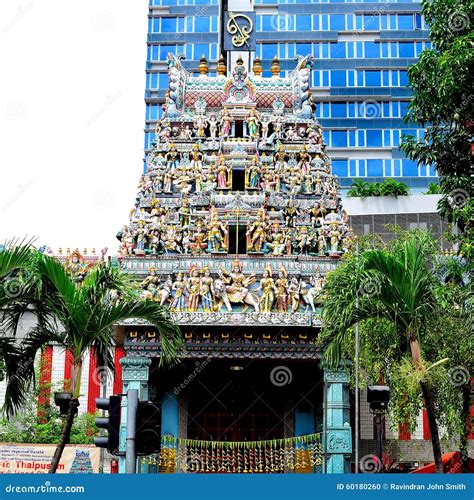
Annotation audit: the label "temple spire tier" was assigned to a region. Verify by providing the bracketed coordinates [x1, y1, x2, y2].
[117, 54, 353, 323]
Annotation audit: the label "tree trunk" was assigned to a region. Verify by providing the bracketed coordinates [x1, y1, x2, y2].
[460, 381, 471, 473]
[49, 398, 79, 473]
[409, 338, 443, 473]
[420, 381, 443, 473]
[50, 358, 82, 473]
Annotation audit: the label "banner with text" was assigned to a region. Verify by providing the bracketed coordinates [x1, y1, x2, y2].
[0, 444, 100, 474]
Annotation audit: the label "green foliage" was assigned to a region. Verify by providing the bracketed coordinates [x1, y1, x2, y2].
[319, 230, 472, 443]
[399, 0, 474, 265]
[0, 383, 98, 445]
[347, 179, 410, 198]
[424, 182, 441, 195]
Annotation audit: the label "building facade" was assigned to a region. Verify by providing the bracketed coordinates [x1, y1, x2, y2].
[145, 0, 435, 192]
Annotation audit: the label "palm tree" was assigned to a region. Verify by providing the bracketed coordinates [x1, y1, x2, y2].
[2, 252, 182, 473]
[347, 179, 371, 198]
[321, 233, 444, 472]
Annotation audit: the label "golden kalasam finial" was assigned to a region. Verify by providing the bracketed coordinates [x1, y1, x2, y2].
[217, 54, 227, 76]
[236, 54, 244, 66]
[271, 55, 281, 77]
[252, 57, 262, 76]
[198, 54, 209, 75]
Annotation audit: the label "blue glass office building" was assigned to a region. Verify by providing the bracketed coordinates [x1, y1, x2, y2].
[145, 0, 435, 192]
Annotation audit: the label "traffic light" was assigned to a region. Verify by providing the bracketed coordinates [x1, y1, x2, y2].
[136, 401, 161, 456]
[94, 396, 121, 453]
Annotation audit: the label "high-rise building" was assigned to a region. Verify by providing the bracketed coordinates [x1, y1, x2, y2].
[145, 0, 435, 192]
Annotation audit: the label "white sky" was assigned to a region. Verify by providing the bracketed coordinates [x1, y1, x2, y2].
[0, 1, 149, 256]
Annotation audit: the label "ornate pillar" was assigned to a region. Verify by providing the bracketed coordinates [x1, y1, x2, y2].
[323, 368, 352, 473]
[159, 391, 179, 473]
[118, 356, 152, 473]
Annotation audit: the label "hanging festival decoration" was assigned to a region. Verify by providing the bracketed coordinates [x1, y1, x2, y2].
[143, 433, 323, 473]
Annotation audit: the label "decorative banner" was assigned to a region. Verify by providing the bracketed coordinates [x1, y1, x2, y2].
[149, 433, 323, 473]
[0, 444, 100, 474]
[224, 12, 256, 51]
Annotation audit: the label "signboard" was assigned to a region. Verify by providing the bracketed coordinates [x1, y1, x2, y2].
[0, 444, 100, 474]
[224, 12, 256, 51]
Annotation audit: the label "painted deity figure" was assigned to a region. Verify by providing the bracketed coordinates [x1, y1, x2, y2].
[329, 222, 342, 253]
[295, 226, 313, 255]
[287, 277, 301, 312]
[247, 109, 260, 139]
[190, 143, 203, 170]
[117, 225, 135, 256]
[200, 267, 215, 312]
[194, 114, 207, 139]
[216, 155, 230, 189]
[247, 211, 267, 253]
[187, 266, 201, 311]
[170, 272, 186, 311]
[257, 266, 275, 313]
[64, 249, 89, 284]
[260, 116, 270, 141]
[166, 142, 180, 171]
[245, 156, 261, 189]
[285, 199, 300, 227]
[274, 267, 289, 313]
[208, 113, 218, 139]
[216, 260, 259, 312]
[207, 215, 228, 253]
[220, 109, 233, 138]
[297, 145, 312, 176]
[317, 228, 327, 255]
[189, 220, 208, 254]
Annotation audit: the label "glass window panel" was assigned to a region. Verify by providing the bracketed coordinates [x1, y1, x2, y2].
[159, 73, 168, 88]
[161, 17, 177, 32]
[194, 43, 209, 59]
[398, 14, 414, 30]
[331, 103, 346, 118]
[296, 43, 312, 56]
[367, 160, 383, 177]
[312, 15, 319, 31]
[348, 70, 355, 86]
[153, 18, 160, 32]
[332, 160, 348, 177]
[364, 42, 379, 58]
[194, 16, 210, 32]
[330, 43, 345, 58]
[399, 43, 414, 58]
[365, 71, 381, 86]
[330, 14, 345, 31]
[332, 131, 347, 147]
[261, 16, 273, 31]
[296, 16, 311, 30]
[402, 159, 418, 177]
[262, 44, 278, 59]
[400, 71, 409, 86]
[366, 130, 382, 147]
[381, 43, 389, 58]
[357, 130, 365, 146]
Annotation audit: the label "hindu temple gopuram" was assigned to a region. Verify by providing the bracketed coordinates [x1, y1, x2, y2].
[115, 52, 353, 473]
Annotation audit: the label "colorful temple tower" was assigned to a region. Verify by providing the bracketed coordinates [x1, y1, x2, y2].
[116, 51, 352, 473]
